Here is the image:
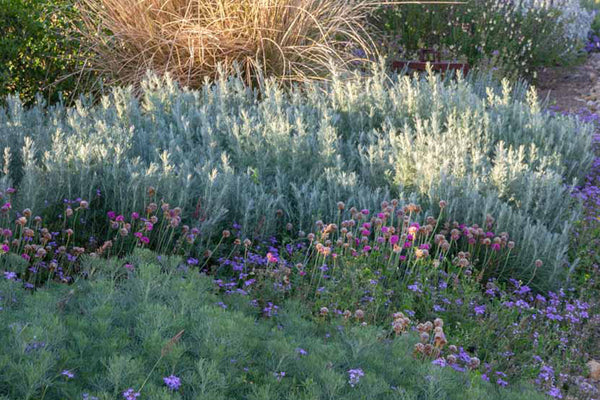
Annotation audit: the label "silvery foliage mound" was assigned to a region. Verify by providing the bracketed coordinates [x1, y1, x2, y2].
[519, 0, 593, 45]
[0, 63, 594, 287]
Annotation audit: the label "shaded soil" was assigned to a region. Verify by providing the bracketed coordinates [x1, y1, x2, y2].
[536, 54, 600, 112]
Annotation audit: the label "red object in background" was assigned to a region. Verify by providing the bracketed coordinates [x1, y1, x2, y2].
[391, 48, 470, 75]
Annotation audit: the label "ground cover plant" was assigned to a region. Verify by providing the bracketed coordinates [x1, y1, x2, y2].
[0, 67, 595, 289]
[0, 250, 552, 400]
[211, 204, 600, 399]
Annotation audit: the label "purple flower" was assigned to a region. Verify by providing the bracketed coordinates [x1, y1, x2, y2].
[122, 388, 140, 399]
[61, 370, 75, 379]
[408, 282, 422, 293]
[547, 387, 563, 398]
[163, 375, 181, 391]
[432, 358, 447, 367]
[496, 378, 508, 387]
[474, 304, 486, 315]
[348, 368, 364, 387]
[295, 347, 308, 356]
[274, 371, 286, 381]
[4, 271, 17, 280]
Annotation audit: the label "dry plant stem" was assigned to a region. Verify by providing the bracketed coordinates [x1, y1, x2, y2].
[74, 0, 386, 91]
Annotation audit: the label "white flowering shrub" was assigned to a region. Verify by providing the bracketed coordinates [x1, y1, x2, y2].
[0, 64, 594, 287]
[374, 0, 593, 78]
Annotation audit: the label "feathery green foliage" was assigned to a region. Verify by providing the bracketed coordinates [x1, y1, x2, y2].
[0, 250, 549, 400]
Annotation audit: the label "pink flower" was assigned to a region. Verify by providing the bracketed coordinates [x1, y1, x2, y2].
[6, 188, 16, 194]
[362, 246, 371, 252]
[361, 209, 369, 215]
[491, 243, 501, 251]
[266, 252, 278, 263]
[145, 222, 154, 231]
[390, 235, 399, 245]
[131, 212, 140, 220]
[0, 244, 8, 253]
[381, 226, 389, 234]
[140, 236, 150, 244]
[377, 213, 385, 219]
[361, 229, 370, 236]
[134, 232, 143, 239]
[115, 215, 125, 222]
[21, 254, 31, 261]
[107, 211, 116, 220]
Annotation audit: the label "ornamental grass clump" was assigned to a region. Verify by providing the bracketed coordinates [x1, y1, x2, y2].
[74, 0, 377, 90]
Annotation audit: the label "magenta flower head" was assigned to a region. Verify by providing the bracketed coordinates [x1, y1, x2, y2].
[21, 254, 31, 262]
[115, 215, 125, 222]
[163, 375, 181, 391]
[107, 211, 116, 220]
[145, 222, 153, 231]
[266, 252, 278, 263]
[131, 212, 140, 220]
[390, 235, 399, 245]
[362, 245, 371, 252]
[1, 244, 9, 253]
[377, 212, 385, 219]
[6, 188, 16, 194]
[361, 209, 369, 215]
[134, 232, 143, 239]
[140, 236, 150, 244]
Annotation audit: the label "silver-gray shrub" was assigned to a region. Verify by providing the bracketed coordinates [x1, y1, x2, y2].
[0, 63, 594, 287]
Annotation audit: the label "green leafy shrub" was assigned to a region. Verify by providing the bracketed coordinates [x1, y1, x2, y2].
[0, 250, 549, 400]
[0, 0, 92, 106]
[0, 66, 594, 288]
[371, 0, 592, 79]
